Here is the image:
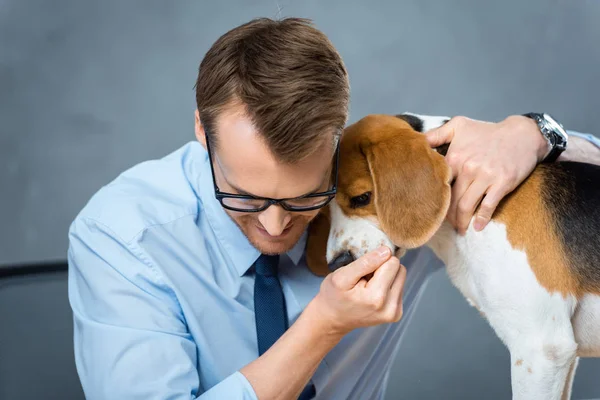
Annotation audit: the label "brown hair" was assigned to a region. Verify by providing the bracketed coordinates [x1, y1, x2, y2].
[194, 17, 349, 163]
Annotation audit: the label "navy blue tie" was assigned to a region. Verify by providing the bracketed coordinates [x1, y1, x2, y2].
[253, 254, 316, 400]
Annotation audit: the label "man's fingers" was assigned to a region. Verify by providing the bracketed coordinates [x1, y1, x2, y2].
[474, 185, 508, 231]
[365, 256, 401, 295]
[334, 246, 392, 290]
[456, 178, 492, 234]
[387, 264, 407, 303]
[389, 263, 407, 299]
[383, 264, 407, 322]
[424, 123, 455, 148]
[447, 173, 473, 228]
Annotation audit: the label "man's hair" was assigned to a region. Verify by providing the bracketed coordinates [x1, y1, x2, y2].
[195, 17, 349, 163]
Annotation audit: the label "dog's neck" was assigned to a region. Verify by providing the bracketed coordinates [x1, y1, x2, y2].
[422, 221, 457, 266]
[421, 144, 455, 264]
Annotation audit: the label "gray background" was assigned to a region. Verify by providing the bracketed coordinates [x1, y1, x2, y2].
[1, 0, 599, 399]
[2, 0, 600, 266]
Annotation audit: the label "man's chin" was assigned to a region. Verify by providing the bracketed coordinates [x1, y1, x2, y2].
[246, 227, 305, 255]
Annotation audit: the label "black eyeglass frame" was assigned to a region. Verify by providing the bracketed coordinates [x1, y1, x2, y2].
[204, 132, 339, 213]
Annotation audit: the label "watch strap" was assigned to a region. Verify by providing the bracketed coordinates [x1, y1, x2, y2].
[523, 113, 563, 163]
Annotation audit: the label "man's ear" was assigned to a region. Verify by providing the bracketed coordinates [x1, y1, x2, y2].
[361, 132, 451, 248]
[195, 110, 207, 149]
[306, 206, 331, 277]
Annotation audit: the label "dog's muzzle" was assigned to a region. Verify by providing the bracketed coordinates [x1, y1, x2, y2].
[328, 251, 356, 272]
[328, 246, 403, 273]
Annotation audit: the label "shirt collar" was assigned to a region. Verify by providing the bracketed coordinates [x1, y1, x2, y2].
[287, 231, 307, 266]
[192, 142, 307, 277]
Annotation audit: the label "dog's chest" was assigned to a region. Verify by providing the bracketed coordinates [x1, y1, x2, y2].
[424, 221, 516, 310]
[426, 221, 562, 318]
[426, 221, 600, 356]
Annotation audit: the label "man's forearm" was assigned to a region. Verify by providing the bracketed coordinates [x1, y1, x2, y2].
[240, 299, 342, 400]
[558, 134, 600, 165]
[515, 116, 600, 166]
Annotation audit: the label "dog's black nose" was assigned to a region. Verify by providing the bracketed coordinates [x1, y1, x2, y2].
[328, 251, 355, 272]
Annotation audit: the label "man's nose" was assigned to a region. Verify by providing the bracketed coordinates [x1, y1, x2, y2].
[258, 205, 291, 236]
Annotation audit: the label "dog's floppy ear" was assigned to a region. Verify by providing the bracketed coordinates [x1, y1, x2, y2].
[305, 206, 331, 277]
[395, 113, 451, 156]
[361, 131, 452, 248]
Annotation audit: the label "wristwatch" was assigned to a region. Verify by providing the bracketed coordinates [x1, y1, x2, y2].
[523, 113, 568, 163]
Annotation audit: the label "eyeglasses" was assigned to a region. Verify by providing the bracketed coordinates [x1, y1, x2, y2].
[204, 132, 339, 213]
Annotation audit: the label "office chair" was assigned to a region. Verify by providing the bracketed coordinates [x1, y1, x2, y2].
[0, 261, 84, 400]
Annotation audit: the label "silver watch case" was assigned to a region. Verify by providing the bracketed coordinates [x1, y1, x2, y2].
[538, 113, 569, 153]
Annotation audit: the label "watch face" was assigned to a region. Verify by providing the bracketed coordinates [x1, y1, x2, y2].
[543, 113, 568, 148]
[543, 114, 566, 134]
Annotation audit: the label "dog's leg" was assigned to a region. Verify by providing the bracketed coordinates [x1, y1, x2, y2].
[560, 357, 579, 400]
[471, 281, 578, 400]
[445, 222, 582, 400]
[508, 331, 577, 400]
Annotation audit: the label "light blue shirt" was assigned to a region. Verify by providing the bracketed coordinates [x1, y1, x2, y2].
[67, 141, 412, 400]
[68, 129, 598, 400]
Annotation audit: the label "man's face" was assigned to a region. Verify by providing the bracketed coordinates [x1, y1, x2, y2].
[195, 105, 335, 255]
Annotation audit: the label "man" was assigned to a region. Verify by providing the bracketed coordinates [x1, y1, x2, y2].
[67, 17, 600, 400]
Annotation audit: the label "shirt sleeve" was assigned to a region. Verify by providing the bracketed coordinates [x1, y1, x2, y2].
[567, 129, 600, 149]
[68, 217, 258, 400]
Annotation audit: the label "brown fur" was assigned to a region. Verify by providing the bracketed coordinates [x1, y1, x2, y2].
[307, 114, 595, 299]
[494, 171, 580, 296]
[306, 206, 331, 276]
[306, 115, 451, 277]
[537, 162, 600, 294]
[336, 115, 452, 248]
[494, 164, 600, 296]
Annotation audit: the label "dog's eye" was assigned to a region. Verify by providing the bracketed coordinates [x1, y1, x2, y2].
[350, 192, 372, 208]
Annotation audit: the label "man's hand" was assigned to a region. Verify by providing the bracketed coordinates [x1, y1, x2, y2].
[424, 115, 548, 235]
[309, 246, 407, 337]
[242, 246, 404, 400]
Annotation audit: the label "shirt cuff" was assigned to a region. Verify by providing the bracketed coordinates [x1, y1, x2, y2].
[197, 371, 258, 400]
[568, 130, 600, 149]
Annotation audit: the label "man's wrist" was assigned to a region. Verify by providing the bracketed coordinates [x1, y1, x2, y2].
[240, 297, 344, 400]
[509, 115, 551, 163]
[521, 113, 571, 163]
[301, 297, 347, 344]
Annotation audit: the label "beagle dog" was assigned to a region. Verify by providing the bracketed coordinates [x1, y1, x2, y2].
[306, 113, 600, 400]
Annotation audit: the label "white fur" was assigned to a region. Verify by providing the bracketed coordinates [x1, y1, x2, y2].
[326, 113, 600, 400]
[400, 112, 451, 132]
[327, 213, 600, 400]
[327, 201, 395, 262]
